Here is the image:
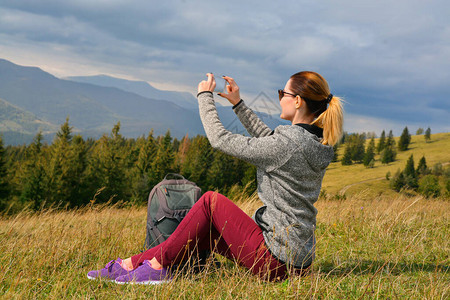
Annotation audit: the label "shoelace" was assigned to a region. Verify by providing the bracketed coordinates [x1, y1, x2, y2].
[106, 260, 116, 272]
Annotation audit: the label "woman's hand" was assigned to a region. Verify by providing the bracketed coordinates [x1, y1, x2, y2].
[218, 76, 240, 106]
[198, 73, 216, 93]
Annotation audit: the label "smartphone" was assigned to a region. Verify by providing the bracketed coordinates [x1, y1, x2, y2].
[214, 77, 227, 94]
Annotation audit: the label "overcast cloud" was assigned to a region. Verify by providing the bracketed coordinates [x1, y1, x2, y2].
[0, 0, 449, 135]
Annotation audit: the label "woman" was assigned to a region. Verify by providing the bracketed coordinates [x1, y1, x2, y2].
[87, 71, 343, 284]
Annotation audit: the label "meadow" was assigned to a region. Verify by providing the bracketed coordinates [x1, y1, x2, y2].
[322, 132, 450, 198]
[0, 191, 448, 299]
[0, 132, 449, 299]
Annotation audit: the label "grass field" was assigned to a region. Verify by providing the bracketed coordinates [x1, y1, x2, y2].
[0, 192, 448, 299]
[1, 133, 449, 299]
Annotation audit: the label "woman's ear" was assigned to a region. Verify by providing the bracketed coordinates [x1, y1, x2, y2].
[295, 95, 302, 109]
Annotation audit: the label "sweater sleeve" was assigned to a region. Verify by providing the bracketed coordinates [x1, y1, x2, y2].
[232, 99, 274, 137]
[198, 92, 291, 171]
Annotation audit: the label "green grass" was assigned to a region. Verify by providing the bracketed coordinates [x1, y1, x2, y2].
[0, 193, 448, 299]
[322, 132, 450, 198]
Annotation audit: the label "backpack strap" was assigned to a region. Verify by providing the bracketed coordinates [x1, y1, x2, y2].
[148, 223, 166, 245]
[154, 186, 171, 221]
[172, 209, 190, 223]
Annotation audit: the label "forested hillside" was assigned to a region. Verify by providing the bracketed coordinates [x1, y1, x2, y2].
[0, 120, 256, 214]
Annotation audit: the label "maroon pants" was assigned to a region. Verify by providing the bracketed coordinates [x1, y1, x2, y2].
[131, 191, 306, 281]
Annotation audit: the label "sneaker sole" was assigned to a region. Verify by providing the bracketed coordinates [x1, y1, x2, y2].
[115, 279, 171, 285]
[86, 274, 115, 282]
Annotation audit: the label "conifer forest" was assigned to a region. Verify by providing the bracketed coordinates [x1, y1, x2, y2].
[0, 119, 257, 213]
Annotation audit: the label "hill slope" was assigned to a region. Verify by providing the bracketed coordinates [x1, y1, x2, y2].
[0, 97, 58, 134]
[322, 132, 450, 198]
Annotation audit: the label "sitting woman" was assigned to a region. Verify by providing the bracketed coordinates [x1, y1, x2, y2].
[87, 71, 344, 284]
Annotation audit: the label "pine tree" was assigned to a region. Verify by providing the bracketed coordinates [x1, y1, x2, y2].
[416, 128, 424, 135]
[152, 130, 175, 182]
[0, 136, 10, 210]
[47, 118, 74, 206]
[390, 169, 405, 192]
[124, 137, 139, 173]
[172, 137, 180, 153]
[350, 134, 366, 163]
[136, 130, 157, 177]
[67, 134, 88, 207]
[56, 117, 73, 141]
[331, 143, 339, 162]
[425, 127, 431, 142]
[416, 156, 429, 176]
[46, 119, 88, 208]
[20, 132, 46, 210]
[380, 148, 393, 164]
[377, 130, 386, 153]
[403, 155, 415, 177]
[403, 154, 418, 189]
[232, 157, 247, 187]
[398, 126, 411, 151]
[387, 130, 396, 147]
[181, 135, 213, 190]
[87, 122, 129, 203]
[241, 164, 257, 196]
[108, 122, 130, 202]
[381, 130, 396, 164]
[207, 149, 236, 192]
[341, 143, 352, 165]
[363, 138, 375, 167]
[131, 129, 158, 203]
[340, 132, 349, 144]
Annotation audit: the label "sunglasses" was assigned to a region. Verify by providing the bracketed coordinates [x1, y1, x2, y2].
[278, 89, 297, 101]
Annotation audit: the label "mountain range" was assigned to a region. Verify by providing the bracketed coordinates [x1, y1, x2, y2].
[65, 75, 201, 112]
[0, 59, 289, 145]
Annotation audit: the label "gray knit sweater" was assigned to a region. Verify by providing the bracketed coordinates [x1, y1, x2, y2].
[197, 91, 334, 267]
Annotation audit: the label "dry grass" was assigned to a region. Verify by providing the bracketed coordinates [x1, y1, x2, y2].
[0, 191, 448, 299]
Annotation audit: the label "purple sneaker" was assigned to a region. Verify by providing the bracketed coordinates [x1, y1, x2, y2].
[87, 258, 129, 281]
[115, 260, 172, 285]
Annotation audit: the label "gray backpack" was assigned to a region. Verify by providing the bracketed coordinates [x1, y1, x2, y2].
[144, 173, 202, 249]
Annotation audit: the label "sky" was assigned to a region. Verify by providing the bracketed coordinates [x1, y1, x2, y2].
[0, 0, 449, 136]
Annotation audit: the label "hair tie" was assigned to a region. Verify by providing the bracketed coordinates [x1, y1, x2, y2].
[326, 93, 333, 103]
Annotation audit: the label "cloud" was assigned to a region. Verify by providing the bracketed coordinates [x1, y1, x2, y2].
[0, 0, 449, 133]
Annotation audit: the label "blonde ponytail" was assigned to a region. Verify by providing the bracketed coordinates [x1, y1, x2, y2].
[311, 95, 344, 146]
[289, 71, 344, 146]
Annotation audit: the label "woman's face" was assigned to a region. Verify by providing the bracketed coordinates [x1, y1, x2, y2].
[279, 79, 298, 122]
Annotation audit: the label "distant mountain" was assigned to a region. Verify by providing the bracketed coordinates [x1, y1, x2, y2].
[0, 58, 207, 144]
[65, 75, 207, 112]
[0, 58, 289, 145]
[0, 97, 58, 134]
[0, 97, 59, 144]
